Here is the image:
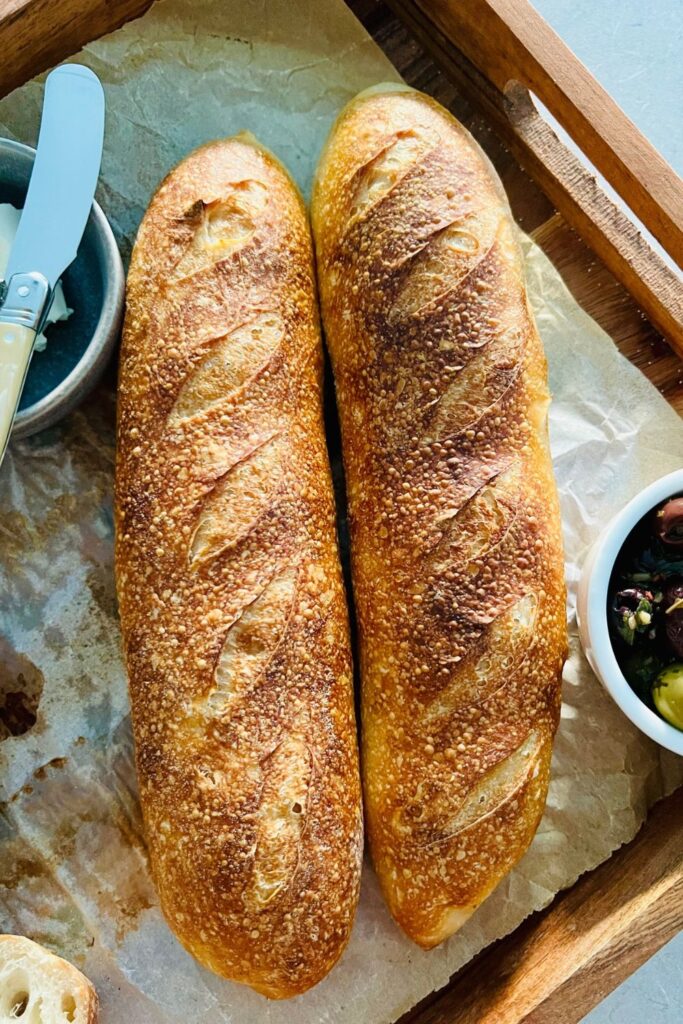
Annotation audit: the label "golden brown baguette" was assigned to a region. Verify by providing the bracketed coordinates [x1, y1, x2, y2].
[0, 935, 98, 1023]
[312, 85, 567, 949]
[115, 135, 362, 997]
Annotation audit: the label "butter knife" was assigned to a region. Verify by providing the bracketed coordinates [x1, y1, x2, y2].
[0, 63, 104, 467]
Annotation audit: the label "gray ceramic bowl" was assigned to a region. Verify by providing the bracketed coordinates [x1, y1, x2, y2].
[0, 137, 124, 439]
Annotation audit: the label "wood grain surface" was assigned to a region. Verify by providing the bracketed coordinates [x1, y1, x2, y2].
[0, 0, 152, 97]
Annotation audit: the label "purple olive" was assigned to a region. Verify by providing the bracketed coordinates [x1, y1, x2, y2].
[664, 578, 683, 658]
[655, 497, 683, 547]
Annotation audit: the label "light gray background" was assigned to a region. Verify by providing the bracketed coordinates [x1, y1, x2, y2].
[531, 6, 682, 1021]
[581, 933, 683, 1024]
[534, 0, 682, 174]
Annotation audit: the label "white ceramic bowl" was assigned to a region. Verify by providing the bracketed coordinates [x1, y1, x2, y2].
[577, 468, 683, 756]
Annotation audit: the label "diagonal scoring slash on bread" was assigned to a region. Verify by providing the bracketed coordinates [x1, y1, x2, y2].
[188, 432, 287, 566]
[170, 179, 269, 282]
[422, 593, 539, 723]
[395, 727, 543, 847]
[347, 128, 439, 222]
[115, 134, 362, 998]
[168, 312, 285, 427]
[312, 84, 566, 950]
[205, 565, 299, 713]
[248, 734, 313, 911]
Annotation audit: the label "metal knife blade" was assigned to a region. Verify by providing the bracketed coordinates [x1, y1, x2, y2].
[0, 64, 104, 468]
[5, 63, 105, 289]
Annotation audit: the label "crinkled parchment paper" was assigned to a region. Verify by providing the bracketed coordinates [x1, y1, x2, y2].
[0, 1, 681, 1021]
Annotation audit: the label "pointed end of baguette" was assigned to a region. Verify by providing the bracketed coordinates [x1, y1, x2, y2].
[413, 904, 477, 950]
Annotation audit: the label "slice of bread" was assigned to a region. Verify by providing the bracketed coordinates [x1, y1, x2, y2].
[0, 935, 98, 1023]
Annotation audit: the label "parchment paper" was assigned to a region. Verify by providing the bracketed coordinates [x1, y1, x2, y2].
[0, 1, 681, 1021]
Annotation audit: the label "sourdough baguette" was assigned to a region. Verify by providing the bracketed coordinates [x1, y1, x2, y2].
[312, 86, 567, 948]
[115, 136, 362, 997]
[0, 935, 98, 1023]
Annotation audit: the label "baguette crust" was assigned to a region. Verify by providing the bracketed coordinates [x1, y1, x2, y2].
[115, 136, 362, 997]
[0, 935, 98, 1023]
[312, 87, 567, 948]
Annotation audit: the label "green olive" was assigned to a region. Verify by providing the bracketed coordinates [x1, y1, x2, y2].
[652, 664, 683, 731]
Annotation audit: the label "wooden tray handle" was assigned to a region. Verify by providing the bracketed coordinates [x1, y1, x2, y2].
[424, 0, 683, 270]
[0, 0, 153, 101]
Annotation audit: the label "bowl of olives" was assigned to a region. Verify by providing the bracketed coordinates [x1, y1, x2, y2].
[577, 469, 683, 755]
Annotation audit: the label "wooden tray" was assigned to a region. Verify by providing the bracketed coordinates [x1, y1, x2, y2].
[0, 0, 680, 1020]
